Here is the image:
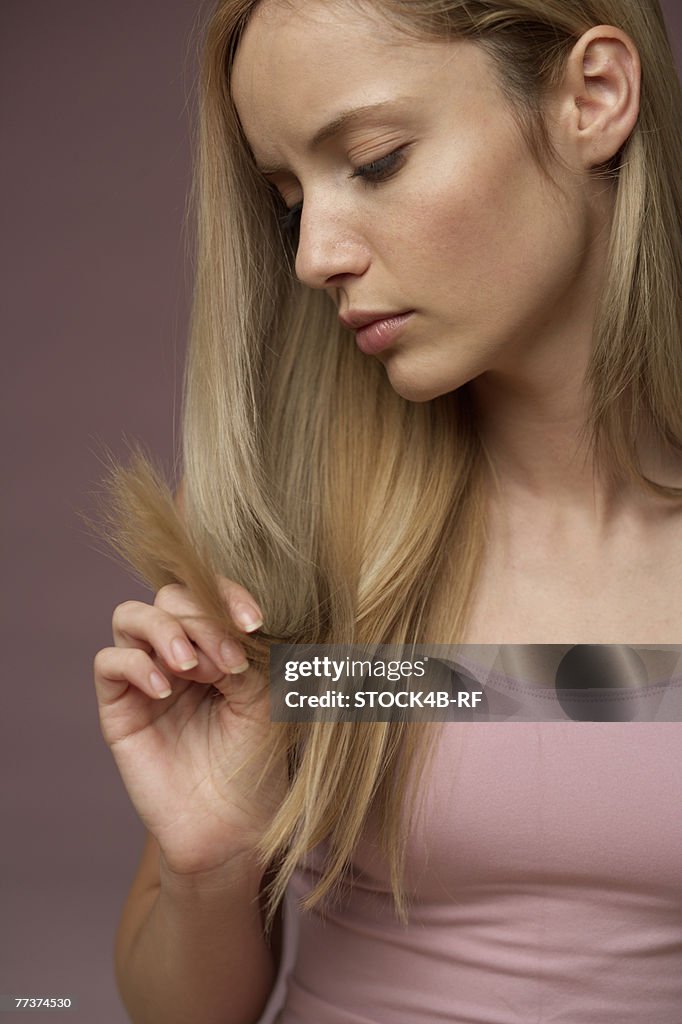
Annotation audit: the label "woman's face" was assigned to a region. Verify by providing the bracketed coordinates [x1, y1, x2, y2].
[232, 0, 607, 402]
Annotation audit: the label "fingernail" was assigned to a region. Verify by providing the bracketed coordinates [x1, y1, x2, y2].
[171, 637, 199, 670]
[150, 671, 172, 698]
[233, 603, 263, 633]
[230, 661, 250, 674]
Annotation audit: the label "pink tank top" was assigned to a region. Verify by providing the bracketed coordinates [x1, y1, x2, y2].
[274, 654, 682, 1022]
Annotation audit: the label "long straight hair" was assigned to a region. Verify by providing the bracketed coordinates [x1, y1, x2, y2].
[90, 0, 682, 931]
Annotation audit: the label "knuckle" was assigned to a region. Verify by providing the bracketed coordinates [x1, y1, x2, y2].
[112, 599, 136, 624]
[92, 648, 106, 673]
[153, 581, 188, 610]
[93, 646, 122, 680]
[126, 647, 150, 672]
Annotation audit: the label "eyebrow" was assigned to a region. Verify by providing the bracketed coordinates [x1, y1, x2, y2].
[255, 98, 413, 175]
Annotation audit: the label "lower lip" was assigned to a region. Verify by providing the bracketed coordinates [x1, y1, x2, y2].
[354, 312, 414, 355]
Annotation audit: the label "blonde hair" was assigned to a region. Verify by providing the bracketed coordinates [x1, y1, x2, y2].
[88, 0, 682, 933]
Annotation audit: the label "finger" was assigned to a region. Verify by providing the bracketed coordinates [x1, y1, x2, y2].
[208, 660, 270, 710]
[112, 600, 235, 681]
[153, 584, 252, 674]
[214, 577, 264, 633]
[94, 646, 175, 705]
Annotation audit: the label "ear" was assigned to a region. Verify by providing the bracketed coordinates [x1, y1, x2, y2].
[557, 26, 641, 169]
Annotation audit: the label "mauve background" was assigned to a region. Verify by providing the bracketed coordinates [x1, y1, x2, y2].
[2, 2, 681, 1021]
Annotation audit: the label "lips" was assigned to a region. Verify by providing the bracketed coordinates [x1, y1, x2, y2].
[337, 307, 416, 355]
[339, 309, 412, 331]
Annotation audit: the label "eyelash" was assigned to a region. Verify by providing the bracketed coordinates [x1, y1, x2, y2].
[277, 146, 407, 236]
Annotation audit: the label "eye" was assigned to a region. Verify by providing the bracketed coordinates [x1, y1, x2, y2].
[276, 201, 302, 259]
[278, 201, 303, 235]
[349, 145, 408, 184]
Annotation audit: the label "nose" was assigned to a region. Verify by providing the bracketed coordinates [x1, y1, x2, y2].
[293, 197, 370, 291]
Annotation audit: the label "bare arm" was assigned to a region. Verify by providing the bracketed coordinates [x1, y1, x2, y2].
[108, 480, 284, 1023]
[114, 832, 282, 1024]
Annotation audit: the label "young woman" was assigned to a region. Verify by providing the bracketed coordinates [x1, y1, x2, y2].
[92, 1, 682, 1021]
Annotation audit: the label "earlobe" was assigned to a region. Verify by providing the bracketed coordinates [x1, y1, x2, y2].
[570, 26, 641, 168]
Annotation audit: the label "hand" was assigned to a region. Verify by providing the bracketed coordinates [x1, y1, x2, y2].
[93, 578, 287, 878]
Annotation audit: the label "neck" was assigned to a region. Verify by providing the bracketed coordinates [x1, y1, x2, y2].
[466, 183, 618, 528]
[469, 321, 681, 533]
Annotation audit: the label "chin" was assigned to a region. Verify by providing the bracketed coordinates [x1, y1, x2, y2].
[382, 356, 466, 403]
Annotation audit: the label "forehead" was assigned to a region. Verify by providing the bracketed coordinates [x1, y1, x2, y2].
[232, 0, 413, 99]
[230, 0, 460, 168]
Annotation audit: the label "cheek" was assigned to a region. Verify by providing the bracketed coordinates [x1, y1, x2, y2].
[406, 144, 584, 327]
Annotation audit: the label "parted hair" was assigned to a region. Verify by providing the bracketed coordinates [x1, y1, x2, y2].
[90, 0, 681, 931]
